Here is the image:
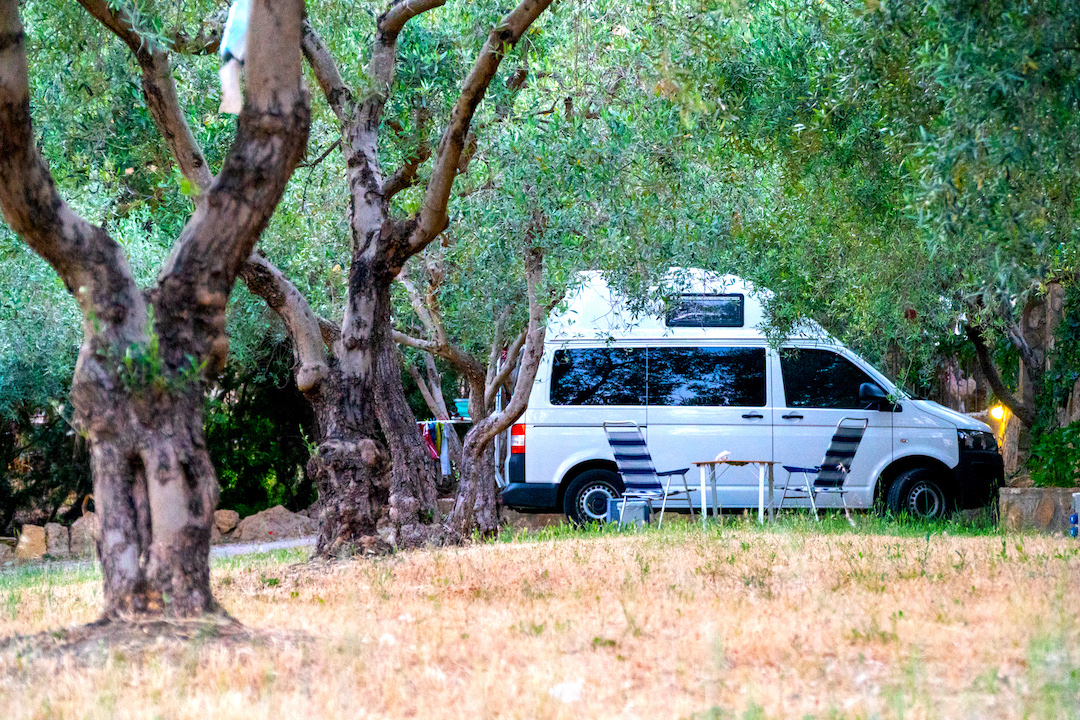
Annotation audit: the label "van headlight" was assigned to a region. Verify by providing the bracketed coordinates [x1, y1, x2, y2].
[958, 429, 997, 452]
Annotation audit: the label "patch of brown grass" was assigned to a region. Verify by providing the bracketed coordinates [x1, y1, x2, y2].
[0, 526, 1078, 719]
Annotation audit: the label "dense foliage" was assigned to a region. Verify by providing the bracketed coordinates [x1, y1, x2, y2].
[3, 0, 1080, 517]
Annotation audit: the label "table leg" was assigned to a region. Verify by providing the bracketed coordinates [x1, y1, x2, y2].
[710, 467, 718, 522]
[768, 463, 775, 523]
[758, 463, 765, 524]
[699, 465, 707, 528]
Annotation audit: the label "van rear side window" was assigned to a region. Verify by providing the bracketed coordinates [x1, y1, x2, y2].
[550, 348, 646, 405]
[648, 347, 766, 407]
[665, 294, 744, 327]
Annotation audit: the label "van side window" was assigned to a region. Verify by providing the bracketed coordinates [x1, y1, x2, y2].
[648, 347, 767, 407]
[780, 348, 876, 409]
[550, 348, 646, 406]
[665, 294, 744, 328]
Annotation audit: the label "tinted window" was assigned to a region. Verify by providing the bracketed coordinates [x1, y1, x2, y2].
[666, 294, 744, 328]
[648, 347, 766, 407]
[550, 348, 646, 406]
[780, 348, 876, 409]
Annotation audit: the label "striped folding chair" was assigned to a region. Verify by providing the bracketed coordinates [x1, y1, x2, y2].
[603, 421, 694, 527]
[777, 417, 869, 522]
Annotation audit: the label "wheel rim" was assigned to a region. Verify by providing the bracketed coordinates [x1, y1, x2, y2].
[577, 483, 618, 522]
[905, 480, 944, 518]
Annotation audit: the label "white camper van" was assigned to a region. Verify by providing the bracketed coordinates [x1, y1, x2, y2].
[499, 270, 1003, 524]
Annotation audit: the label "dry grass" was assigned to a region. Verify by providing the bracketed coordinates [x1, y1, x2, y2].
[0, 519, 1078, 719]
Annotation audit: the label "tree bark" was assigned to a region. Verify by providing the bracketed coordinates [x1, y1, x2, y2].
[304, 362, 391, 555]
[373, 284, 446, 546]
[0, 0, 309, 618]
[454, 431, 501, 537]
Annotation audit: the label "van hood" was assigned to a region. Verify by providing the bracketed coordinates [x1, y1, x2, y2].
[909, 399, 992, 432]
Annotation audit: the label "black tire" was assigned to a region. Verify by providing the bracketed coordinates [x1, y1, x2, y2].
[886, 467, 950, 520]
[563, 469, 624, 525]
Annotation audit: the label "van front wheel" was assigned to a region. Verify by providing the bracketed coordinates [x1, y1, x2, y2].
[887, 468, 950, 520]
[564, 470, 623, 525]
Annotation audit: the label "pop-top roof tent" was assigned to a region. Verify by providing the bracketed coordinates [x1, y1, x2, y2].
[547, 268, 826, 342]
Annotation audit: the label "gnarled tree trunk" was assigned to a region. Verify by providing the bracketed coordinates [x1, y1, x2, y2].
[305, 362, 390, 555]
[453, 430, 501, 536]
[373, 283, 444, 546]
[0, 0, 309, 618]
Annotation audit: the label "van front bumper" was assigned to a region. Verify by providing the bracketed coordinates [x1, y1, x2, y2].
[499, 482, 560, 513]
[953, 448, 1004, 509]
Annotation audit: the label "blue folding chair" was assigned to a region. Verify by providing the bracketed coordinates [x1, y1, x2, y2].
[603, 421, 694, 527]
[777, 417, 869, 522]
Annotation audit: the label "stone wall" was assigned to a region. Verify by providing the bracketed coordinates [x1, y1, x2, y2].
[999, 487, 1080, 534]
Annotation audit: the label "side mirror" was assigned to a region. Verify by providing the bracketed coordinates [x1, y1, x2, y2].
[859, 382, 896, 411]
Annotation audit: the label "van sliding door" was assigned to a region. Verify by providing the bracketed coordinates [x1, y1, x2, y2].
[645, 345, 773, 510]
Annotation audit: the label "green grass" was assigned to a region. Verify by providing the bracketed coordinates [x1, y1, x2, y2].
[498, 507, 1004, 545]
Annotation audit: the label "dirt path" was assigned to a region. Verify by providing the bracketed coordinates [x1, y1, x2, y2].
[1, 536, 317, 574]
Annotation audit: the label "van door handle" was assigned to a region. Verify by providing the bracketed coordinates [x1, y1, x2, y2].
[741, 412, 764, 419]
[781, 413, 804, 420]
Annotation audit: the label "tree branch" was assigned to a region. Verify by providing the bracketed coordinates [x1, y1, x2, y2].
[384, 107, 432, 200]
[361, 0, 446, 129]
[299, 139, 341, 169]
[485, 327, 526, 408]
[407, 0, 554, 257]
[301, 19, 354, 124]
[1005, 319, 1043, 373]
[422, 352, 451, 419]
[470, 242, 546, 448]
[239, 253, 329, 392]
[0, 0, 146, 344]
[393, 329, 486, 391]
[169, 14, 225, 56]
[152, 0, 311, 372]
[406, 361, 449, 420]
[78, 0, 214, 192]
[457, 60, 529, 176]
[965, 325, 1035, 427]
[485, 306, 511, 383]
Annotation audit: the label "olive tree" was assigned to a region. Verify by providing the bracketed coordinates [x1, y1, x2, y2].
[0, 0, 309, 618]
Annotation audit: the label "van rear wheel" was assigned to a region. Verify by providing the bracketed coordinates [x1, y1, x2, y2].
[564, 469, 623, 525]
[887, 467, 950, 520]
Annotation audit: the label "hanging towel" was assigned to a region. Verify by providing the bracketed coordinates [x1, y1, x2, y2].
[440, 428, 451, 476]
[218, 0, 251, 114]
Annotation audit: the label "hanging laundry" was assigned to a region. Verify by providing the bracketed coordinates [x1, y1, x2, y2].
[218, 0, 251, 115]
[420, 422, 439, 460]
[440, 429, 451, 476]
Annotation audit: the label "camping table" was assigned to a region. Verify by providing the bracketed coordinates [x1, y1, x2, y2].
[691, 460, 777, 526]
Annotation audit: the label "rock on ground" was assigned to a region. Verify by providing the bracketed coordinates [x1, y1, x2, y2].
[214, 509, 240, 535]
[44, 523, 70, 558]
[70, 513, 98, 558]
[16, 525, 46, 560]
[234, 505, 315, 543]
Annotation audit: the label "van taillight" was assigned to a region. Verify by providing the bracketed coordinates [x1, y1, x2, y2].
[510, 424, 525, 454]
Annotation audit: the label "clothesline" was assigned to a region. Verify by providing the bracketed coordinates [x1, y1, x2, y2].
[418, 420, 463, 476]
